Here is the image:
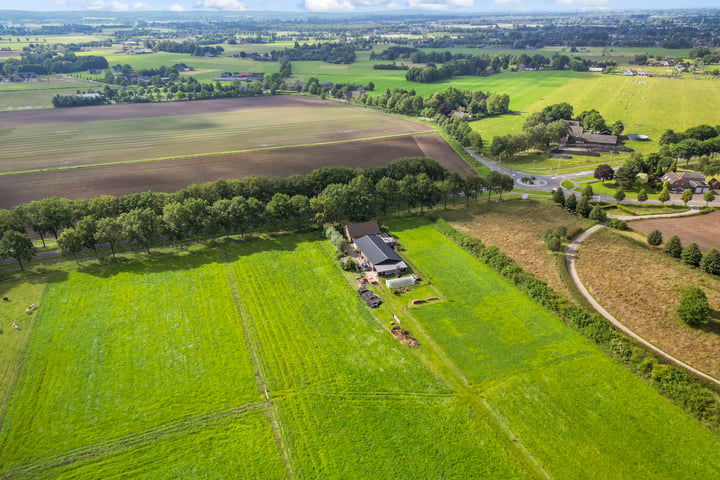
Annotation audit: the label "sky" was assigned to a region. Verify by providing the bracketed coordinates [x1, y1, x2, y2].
[3, 0, 719, 14]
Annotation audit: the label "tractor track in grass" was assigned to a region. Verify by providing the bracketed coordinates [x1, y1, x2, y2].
[0, 402, 266, 479]
[219, 247, 295, 480]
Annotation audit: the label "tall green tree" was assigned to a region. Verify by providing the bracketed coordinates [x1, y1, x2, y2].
[637, 189, 648, 203]
[682, 243, 703, 267]
[398, 175, 419, 212]
[184, 198, 209, 241]
[76, 216, 99, 257]
[0, 230, 36, 270]
[58, 227, 84, 264]
[658, 187, 670, 205]
[95, 216, 124, 258]
[647, 230, 663, 247]
[704, 190, 715, 206]
[345, 175, 375, 221]
[593, 164, 614, 184]
[375, 177, 398, 215]
[553, 187, 565, 206]
[266, 192, 293, 225]
[163, 202, 188, 244]
[462, 175, 483, 205]
[680, 188, 693, 206]
[121, 208, 161, 254]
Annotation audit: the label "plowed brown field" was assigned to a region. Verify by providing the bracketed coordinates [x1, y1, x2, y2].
[0, 133, 470, 208]
[630, 211, 720, 252]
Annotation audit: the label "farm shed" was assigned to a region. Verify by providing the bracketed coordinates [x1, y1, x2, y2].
[386, 276, 416, 289]
[355, 235, 407, 277]
[344, 221, 381, 244]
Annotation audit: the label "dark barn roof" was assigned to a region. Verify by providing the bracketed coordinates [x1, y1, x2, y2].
[355, 235, 402, 268]
[345, 221, 380, 241]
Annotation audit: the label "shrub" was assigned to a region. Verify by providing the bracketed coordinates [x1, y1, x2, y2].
[607, 218, 628, 230]
[664, 235, 683, 258]
[681, 243, 703, 267]
[700, 248, 720, 275]
[677, 288, 711, 326]
[588, 204, 607, 222]
[565, 194, 577, 212]
[552, 187, 565, 206]
[342, 257, 358, 272]
[647, 229, 663, 246]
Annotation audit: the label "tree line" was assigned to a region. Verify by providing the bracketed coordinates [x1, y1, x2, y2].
[0, 158, 513, 269]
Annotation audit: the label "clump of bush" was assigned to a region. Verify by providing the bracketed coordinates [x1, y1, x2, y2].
[325, 226, 346, 258]
[678, 288, 711, 327]
[647, 229, 663, 246]
[342, 257, 358, 272]
[543, 227, 567, 252]
[607, 218, 628, 230]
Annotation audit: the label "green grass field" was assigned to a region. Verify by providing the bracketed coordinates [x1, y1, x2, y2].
[2, 219, 720, 478]
[0, 77, 104, 111]
[388, 217, 720, 479]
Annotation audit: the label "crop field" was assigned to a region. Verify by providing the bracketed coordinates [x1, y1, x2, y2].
[575, 227, 720, 380]
[630, 210, 720, 252]
[389, 219, 720, 479]
[0, 133, 468, 209]
[438, 198, 589, 298]
[0, 96, 433, 173]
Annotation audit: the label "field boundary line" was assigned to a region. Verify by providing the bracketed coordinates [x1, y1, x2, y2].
[0, 402, 265, 479]
[565, 225, 720, 387]
[219, 248, 295, 480]
[0, 131, 436, 177]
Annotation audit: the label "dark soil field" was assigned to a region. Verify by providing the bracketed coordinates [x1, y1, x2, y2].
[0, 95, 330, 127]
[0, 133, 470, 208]
[630, 211, 720, 252]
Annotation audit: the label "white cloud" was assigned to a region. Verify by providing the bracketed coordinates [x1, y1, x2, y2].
[86, 0, 130, 10]
[493, 0, 521, 5]
[195, 0, 246, 10]
[304, 0, 356, 11]
[169, 2, 185, 9]
[133, 1, 154, 9]
[554, 0, 608, 4]
[408, 0, 473, 9]
[54, 0, 68, 6]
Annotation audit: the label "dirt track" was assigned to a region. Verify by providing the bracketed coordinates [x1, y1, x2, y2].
[0, 133, 472, 208]
[630, 211, 720, 251]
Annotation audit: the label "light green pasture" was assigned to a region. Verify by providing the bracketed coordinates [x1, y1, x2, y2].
[390, 218, 720, 480]
[0, 77, 102, 111]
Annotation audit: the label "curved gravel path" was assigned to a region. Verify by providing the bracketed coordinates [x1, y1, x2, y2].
[565, 224, 720, 387]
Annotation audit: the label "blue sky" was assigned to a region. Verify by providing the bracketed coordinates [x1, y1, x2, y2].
[6, 0, 720, 13]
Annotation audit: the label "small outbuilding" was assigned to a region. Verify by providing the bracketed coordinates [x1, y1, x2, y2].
[344, 221, 381, 244]
[386, 276, 416, 289]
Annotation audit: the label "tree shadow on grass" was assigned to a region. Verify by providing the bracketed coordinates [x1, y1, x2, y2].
[76, 229, 318, 279]
[0, 268, 69, 299]
[698, 310, 720, 335]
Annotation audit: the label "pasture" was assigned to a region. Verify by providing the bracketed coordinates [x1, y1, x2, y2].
[0, 234, 524, 479]
[0, 77, 102, 111]
[390, 219, 720, 479]
[575, 227, 720, 381]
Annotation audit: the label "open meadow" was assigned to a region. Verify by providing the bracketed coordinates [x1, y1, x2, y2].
[575, 227, 720, 380]
[0, 77, 102, 111]
[2, 218, 720, 478]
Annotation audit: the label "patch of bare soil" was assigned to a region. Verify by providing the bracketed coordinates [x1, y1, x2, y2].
[0, 134, 466, 209]
[630, 211, 720, 252]
[576, 228, 720, 379]
[441, 198, 589, 299]
[391, 327, 419, 348]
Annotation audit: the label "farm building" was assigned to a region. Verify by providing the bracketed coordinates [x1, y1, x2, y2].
[661, 172, 710, 194]
[708, 178, 720, 190]
[345, 221, 380, 244]
[386, 276, 416, 289]
[355, 235, 407, 277]
[566, 121, 617, 146]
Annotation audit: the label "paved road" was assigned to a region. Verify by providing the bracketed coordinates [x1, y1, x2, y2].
[565, 223, 720, 386]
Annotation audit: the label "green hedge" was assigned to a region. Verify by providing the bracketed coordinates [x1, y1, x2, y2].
[433, 218, 720, 430]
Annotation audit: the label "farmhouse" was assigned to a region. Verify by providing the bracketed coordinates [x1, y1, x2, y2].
[345, 221, 396, 247]
[661, 172, 710, 194]
[355, 235, 407, 277]
[566, 121, 617, 146]
[708, 178, 720, 190]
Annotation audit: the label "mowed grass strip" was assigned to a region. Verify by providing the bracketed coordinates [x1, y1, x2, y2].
[274, 394, 524, 479]
[575, 227, 720, 380]
[0, 246, 259, 470]
[0, 101, 431, 173]
[390, 219, 720, 479]
[27, 409, 286, 480]
[223, 234, 445, 394]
